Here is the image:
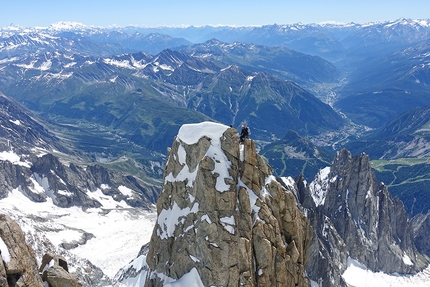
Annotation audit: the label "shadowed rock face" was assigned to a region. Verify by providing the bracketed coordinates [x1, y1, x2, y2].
[295, 149, 427, 287]
[412, 212, 430, 258]
[144, 124, 312, 287]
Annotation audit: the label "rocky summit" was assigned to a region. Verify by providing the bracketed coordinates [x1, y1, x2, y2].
[118, 121, 312, 286]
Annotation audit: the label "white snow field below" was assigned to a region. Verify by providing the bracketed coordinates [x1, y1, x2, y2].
[341, 257, 430, 287]
[0, 187, 157, 279]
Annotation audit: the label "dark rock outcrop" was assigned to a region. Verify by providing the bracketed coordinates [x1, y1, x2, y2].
[29, 153, 159, 209]
[412, 212, 430, 258]
[0, 214, 86, 287]
[294, 149, 427, 286]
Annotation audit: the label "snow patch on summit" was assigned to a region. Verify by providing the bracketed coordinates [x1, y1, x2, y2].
[159, 122, 235, 239]
[173, 121, 232, 193]
[177, 121, 228, 145]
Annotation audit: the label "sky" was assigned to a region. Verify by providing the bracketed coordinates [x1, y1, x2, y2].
[0, 0, 429, 28]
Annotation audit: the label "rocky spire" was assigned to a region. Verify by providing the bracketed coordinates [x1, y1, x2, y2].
[296, 148, 427, 286]
[142, 122, 312, 287]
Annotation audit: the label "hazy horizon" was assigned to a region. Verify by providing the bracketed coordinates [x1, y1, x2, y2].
[1, 0, 430, 29]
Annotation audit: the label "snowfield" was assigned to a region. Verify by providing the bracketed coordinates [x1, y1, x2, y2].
[0, 187, 157, 279]
[342, 257, 430, 287]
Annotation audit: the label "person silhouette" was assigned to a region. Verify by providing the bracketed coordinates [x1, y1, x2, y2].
[239, 124, 250, 143]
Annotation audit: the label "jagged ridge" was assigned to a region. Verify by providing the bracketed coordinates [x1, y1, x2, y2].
[293, 149, 428, 286]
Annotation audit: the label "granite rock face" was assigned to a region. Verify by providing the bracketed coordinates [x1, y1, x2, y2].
[294, 149, 427, 286]
[0, 214, 85, 287]
[39, 253, 82, 287]
[143, 122, 312, 287]
[0, 214, 44, 287]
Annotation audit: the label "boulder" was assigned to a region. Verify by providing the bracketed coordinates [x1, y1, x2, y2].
[40, 253, 82, 287]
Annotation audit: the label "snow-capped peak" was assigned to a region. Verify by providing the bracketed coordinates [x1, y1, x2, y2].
[47, 21, 89, 31]
[1, 24, 25, 31]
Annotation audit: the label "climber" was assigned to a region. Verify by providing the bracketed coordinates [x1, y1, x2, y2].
[239, 124, 250, 143]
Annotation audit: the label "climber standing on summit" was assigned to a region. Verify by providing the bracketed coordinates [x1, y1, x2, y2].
[239, 124, 250, 143]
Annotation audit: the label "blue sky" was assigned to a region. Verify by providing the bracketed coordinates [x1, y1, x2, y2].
[1, 0, 429, 28]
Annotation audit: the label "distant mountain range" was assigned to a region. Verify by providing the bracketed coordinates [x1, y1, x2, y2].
[0, 37, 345, 165]
[1, 18, 430, 216]
[178, 39, 341, 93]
[3, 18, 430, 58]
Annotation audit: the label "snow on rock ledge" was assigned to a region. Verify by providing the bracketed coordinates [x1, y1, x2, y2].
[166, 121, 232, 193]
[136, 121, 312, 287]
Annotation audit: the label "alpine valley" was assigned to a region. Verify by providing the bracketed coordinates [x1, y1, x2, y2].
[1, 19, 430, 287]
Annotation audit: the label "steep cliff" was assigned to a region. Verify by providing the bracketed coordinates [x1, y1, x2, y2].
[294, 149, 428, 286]
[118, 122, 312, 286]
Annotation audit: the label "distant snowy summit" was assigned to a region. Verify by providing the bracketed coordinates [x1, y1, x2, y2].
[0, 21, 86, 33]
[46, 21, 90, 31]
[2, 18, 430, 33]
